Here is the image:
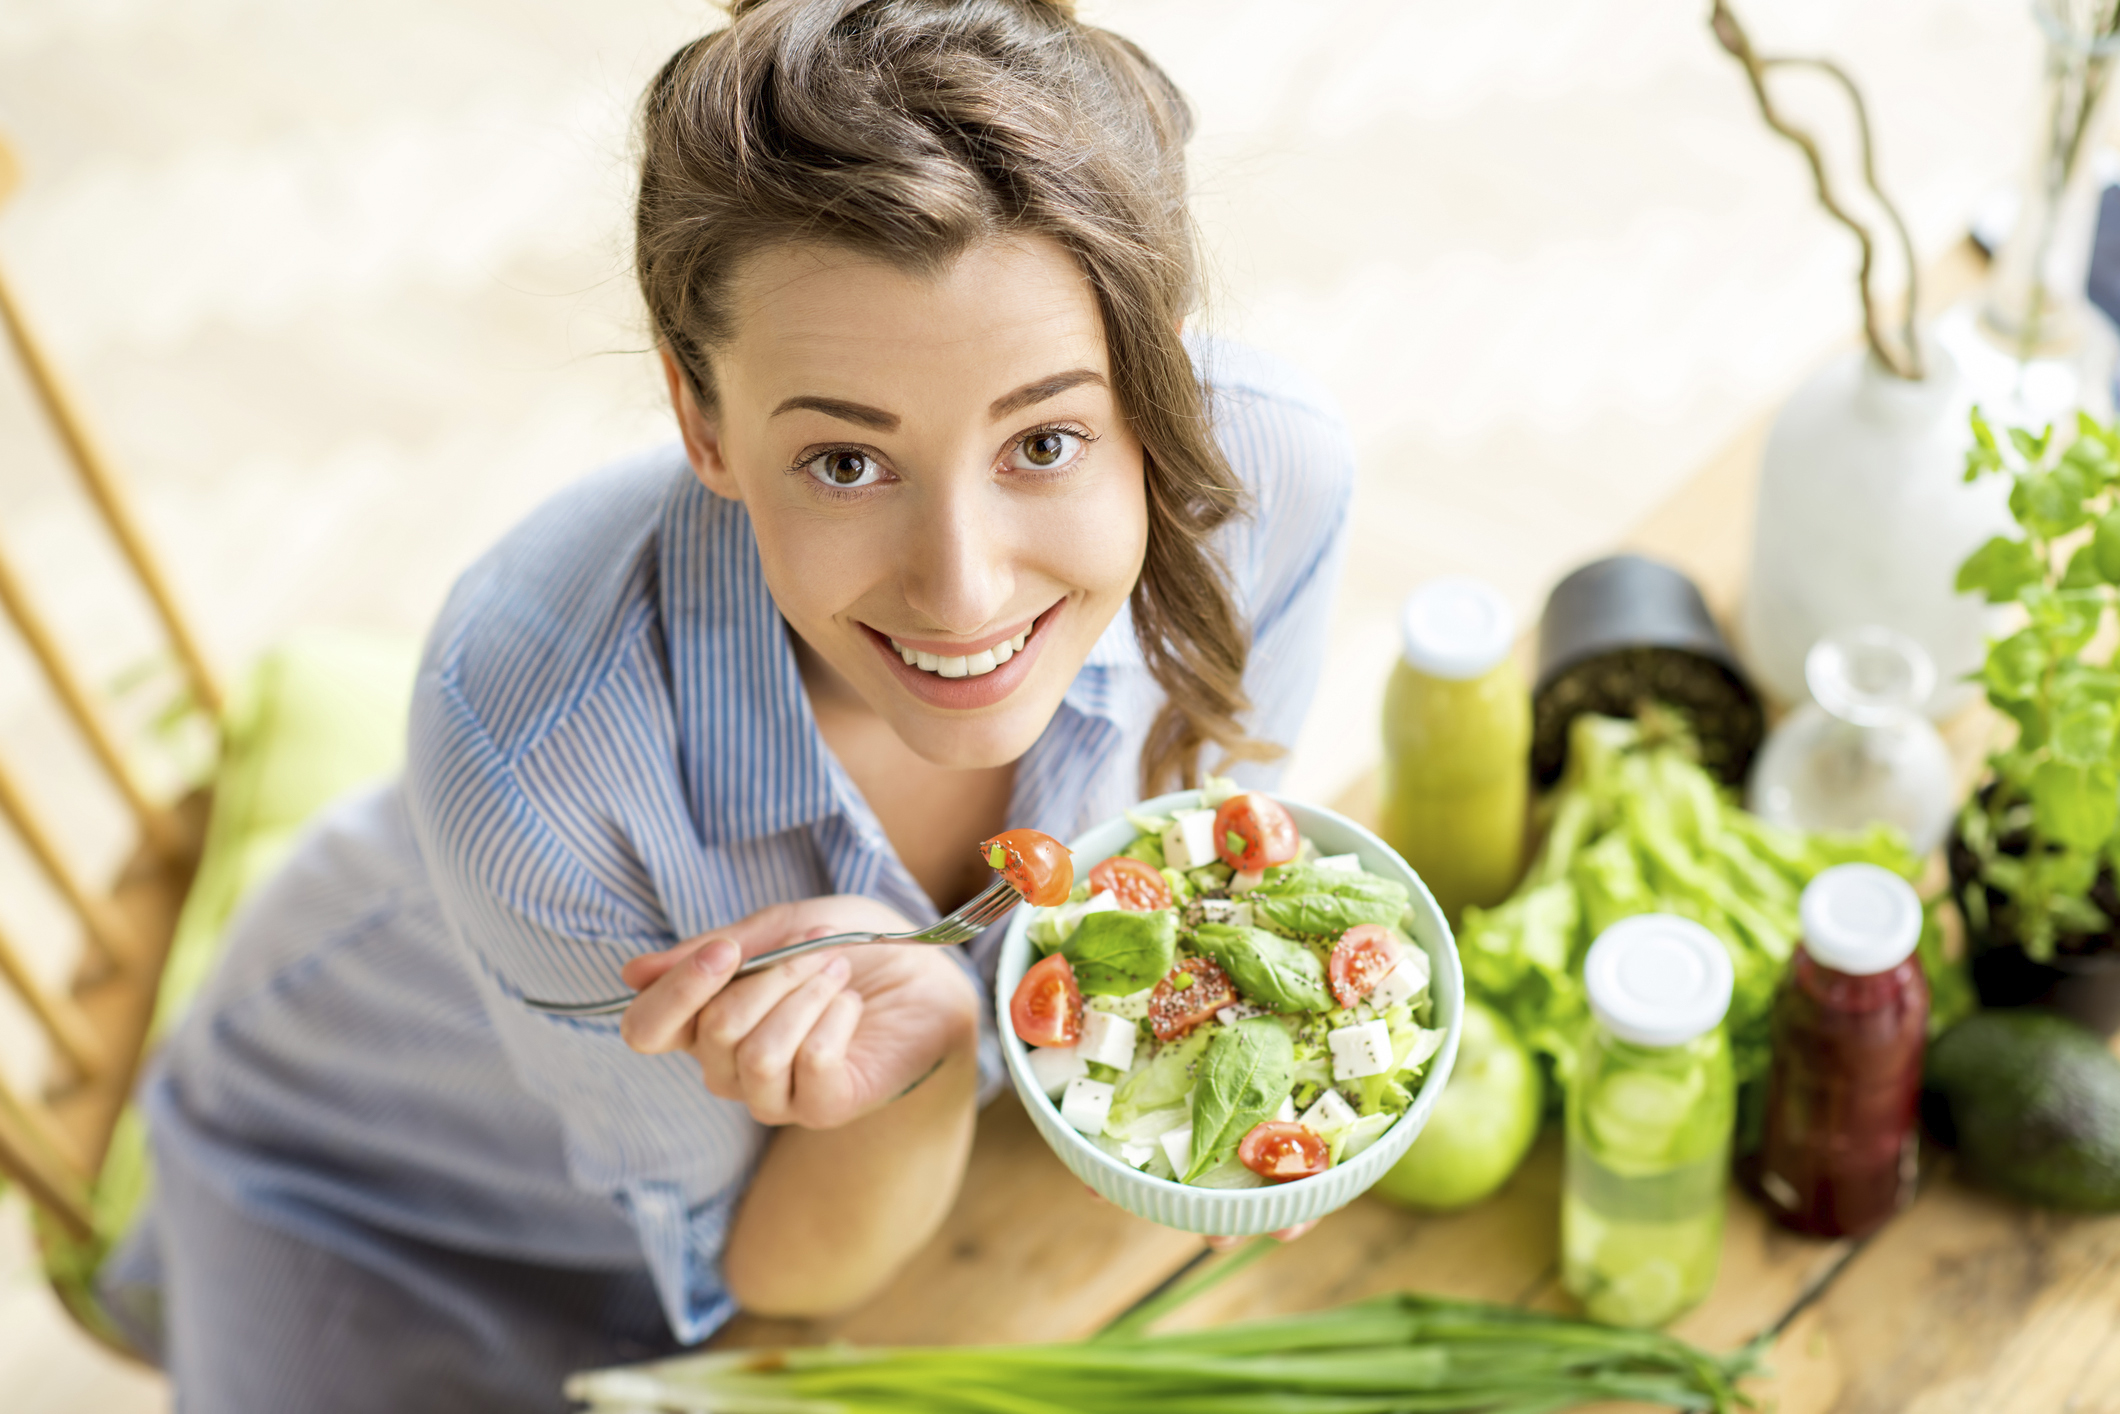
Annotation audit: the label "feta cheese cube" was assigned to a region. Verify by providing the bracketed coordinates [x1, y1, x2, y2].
[1329, 1019, 1395, 1081]
[1274, 1095, 1297, 1124]
[1196, 898, 1253, 929]
[1026, 1043, 1087, 1098]
[1059, 1077, 1116, 1136]
[1089, 986, 1155, 1021]
[1367, 957, 1423, 1011]
[1229, 868, 1264, 895]
[1215, 1002, 1266, 1027]
[1299, 1088, 1358, 1133]
[1160, 1121, 1194, 1176]
[1312, 853, 1361, 873]
[1078, 1009, 1139, 1071]
[1160, 808, 1219, 870]
[1120, 1139, 1158, 1169]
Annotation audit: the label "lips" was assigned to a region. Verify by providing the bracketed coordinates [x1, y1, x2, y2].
[887, 629, 1031, 679]
[861, 603, 1062, 711]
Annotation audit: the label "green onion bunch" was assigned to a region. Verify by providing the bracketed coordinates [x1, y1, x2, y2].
[566, 1294, 1763, 1414]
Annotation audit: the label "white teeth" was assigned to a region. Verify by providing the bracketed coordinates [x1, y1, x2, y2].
[892, 629, 1029, 677]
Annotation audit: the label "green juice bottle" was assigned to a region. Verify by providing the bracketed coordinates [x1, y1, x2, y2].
[1380, 578, 1529, 925]
[1563, 914, 1737, 1329]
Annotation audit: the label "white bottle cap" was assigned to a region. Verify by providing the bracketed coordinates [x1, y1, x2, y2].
[1799, 864, 1922, 976]
[1399, 577, 1515, 681]
[1584, 914, 1734, 1048]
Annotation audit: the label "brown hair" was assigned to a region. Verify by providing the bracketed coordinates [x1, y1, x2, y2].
[636, 0, 1279, 793]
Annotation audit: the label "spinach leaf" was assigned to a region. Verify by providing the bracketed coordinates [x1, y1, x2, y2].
[1185, 1018, 1295, 1181]
[1249, 865, 1409, 936]
[1063, 909, 1178, 995]
[1193, 922, 1332, 1013]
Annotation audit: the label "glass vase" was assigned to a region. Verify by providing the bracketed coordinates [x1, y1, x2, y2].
[1934, 0, 2120, 428]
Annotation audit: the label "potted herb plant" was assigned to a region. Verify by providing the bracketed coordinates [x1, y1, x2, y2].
[1951, 408, 2120, 1034]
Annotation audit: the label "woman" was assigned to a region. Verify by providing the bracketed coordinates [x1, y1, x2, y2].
[101, 1, 1354, 1408]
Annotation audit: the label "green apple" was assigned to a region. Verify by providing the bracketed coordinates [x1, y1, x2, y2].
[1371, 998, 1540, 1211]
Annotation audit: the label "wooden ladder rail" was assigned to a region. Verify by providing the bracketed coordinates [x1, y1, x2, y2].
[0, 132, 210, 1275]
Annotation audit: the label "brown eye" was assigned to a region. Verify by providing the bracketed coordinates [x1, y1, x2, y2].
[1007, 429, 1086, 473]
[805, 449, 883, 489]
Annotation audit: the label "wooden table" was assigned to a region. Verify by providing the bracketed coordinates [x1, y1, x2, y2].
[716, 246, 2120, 1412]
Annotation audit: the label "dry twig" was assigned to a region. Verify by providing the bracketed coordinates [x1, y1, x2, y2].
[1709, 0, 1924, 380]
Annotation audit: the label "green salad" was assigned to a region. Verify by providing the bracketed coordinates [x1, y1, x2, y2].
[1008, 783, 1445, 1189]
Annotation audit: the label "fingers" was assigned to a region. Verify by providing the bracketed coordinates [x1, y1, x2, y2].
[784, 989, 864, 1125]
[1205, 1218, 1317, 1252]
[1271, 1220, 1318, 1243]
[729, 956, 855, 1121]
[620, 938, 741, 1053]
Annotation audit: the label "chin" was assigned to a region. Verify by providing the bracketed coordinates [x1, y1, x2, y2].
[889, 706, 1052, 771]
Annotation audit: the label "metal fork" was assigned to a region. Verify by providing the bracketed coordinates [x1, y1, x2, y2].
[518, 876, 1024, 1016]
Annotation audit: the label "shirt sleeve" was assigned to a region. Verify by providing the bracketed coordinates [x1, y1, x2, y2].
[405, 651, 762, 1344]
[1202, 349, 1358, 789]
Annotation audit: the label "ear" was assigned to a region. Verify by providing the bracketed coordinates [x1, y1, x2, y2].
[660, 346, 743, 502]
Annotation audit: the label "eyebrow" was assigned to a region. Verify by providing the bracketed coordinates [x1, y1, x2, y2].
[768, 368, 1108, 431]
[988, 368, 1106, 419]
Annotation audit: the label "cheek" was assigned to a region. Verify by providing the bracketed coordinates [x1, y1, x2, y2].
[1025, 460, 1149, 599]
[744, 500, 894, 626]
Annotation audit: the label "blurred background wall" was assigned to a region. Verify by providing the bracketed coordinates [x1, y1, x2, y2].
[0, 1, 2048, 1407]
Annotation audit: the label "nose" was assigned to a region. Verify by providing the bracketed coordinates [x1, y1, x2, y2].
[899, 476, 1013, 637]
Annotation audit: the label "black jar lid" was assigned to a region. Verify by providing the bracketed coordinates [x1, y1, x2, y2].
[1531, 554, 1765, 788]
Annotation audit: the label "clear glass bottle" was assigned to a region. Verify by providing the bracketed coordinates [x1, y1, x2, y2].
[1757, 865, 1929, 1239]
[1564, 914, 1736, 1329]
[1745, 627, 1955, 856]
[1380, 578, 1529, 926]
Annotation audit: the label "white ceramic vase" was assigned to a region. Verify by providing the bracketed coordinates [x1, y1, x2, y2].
[1741, 341, 2010, 717]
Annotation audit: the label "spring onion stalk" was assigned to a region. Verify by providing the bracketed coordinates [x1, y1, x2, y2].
[565, 1294, 1765, 1413]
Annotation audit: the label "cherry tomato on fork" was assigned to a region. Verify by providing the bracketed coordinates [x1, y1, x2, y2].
[1087, 856, 1172, 912]
[1212, 793, 1300, 873]
[1010, 953, 1084, 1047]
[981, 829, 1074, 907]
[1328, 924, 1401, 1009]
[1238, 1121, 1331, 1182]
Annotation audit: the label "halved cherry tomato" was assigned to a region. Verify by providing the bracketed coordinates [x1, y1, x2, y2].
[1147, 957, 1237, 1042]
[1328, 923, 1401, 1008]
[981, 829, 1074, 907]
[1238, 1120, 1331, 1182]
[1088, 855, 1173, 912]
[1010, 953, 1083, 1047]
[1213, 793, 1300, 873]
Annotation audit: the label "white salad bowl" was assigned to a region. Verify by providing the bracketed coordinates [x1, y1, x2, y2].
[995, 789, 1464, 1236]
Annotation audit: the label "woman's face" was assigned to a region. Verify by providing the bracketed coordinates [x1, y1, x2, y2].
[666, 236, 1149, 770]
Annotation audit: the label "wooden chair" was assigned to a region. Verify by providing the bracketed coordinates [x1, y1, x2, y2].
[0, 132, 217, 1348]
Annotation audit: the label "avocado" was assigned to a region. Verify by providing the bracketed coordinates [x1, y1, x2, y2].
[1923, 1010, 2120, 1211]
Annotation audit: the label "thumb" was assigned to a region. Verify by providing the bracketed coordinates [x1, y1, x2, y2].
[618, 903, 823, 991]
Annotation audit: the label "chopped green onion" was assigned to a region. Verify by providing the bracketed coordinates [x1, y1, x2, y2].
[1226, 831, 1247, 857]
[989, 843, 1009, 869]
[566, 1293, 1766, 1413]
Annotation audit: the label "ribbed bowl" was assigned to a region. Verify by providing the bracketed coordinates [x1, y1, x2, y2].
[996, 791, 1463, 1236]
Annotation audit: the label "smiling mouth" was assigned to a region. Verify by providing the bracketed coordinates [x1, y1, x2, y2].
[887, 629, 1031, 679]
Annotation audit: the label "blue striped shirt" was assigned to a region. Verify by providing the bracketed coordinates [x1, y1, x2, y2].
[141, 339, 1355, 1343]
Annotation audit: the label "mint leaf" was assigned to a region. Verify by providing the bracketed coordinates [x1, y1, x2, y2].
[2052, 697, 2117, 766]
[1981, 627, 2049, 703]
[2031, 760, 2120, 852]
[2009, 423, 2054, 463]
[1956, 535, 2043, 603]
